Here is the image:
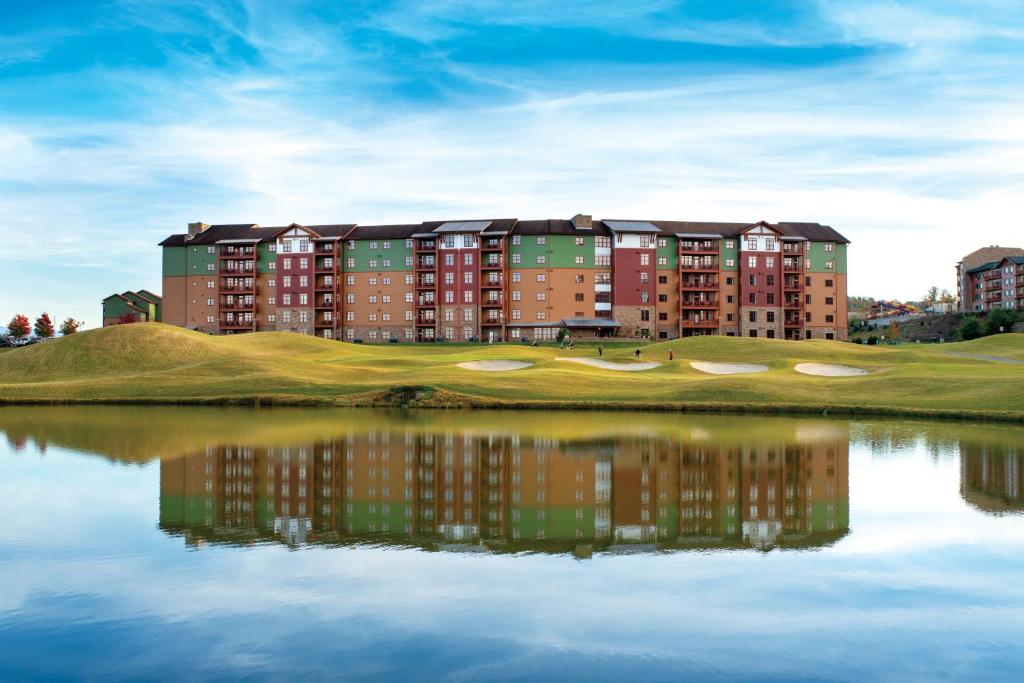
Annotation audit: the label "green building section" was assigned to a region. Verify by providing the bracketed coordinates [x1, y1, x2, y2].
[513, 505, 594, 540]
[508, 235, 595, 269]
[656, 237, 678, 271]
[342, 500, 408, 532]
[159, 494, 208, 527]
[656, 502, 680, 537]
[121, 291, 160, 321]
[258, 243, 276, 274]
[162, 246, 187, 278]
[186, 243, 219, 276]
[804, 242, 846, 274]
[720, 239, 739, 271]
[343, 240, 414, 273]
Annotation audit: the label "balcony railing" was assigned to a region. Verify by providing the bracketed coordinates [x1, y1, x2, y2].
[680, 259, 718, 271]
[783, 260, 802, 272]
[680, 277, 718, 289]
[679, 241, 717, 253]
[681, 316, 719, 327]
[681, 296, 718, 308]
[417, 258, 436, 269]
[783, 277, 802, 290]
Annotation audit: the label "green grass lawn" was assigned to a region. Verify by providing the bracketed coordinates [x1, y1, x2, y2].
[1, 323, 1022, 421]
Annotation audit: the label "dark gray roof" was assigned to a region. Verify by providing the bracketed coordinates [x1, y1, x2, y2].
[159, 218, 848, 246]
[562, 318, 622, 328]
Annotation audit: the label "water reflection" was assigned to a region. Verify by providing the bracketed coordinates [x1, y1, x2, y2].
[961, 443, 1023, 515]
[160, 429, 850, 554]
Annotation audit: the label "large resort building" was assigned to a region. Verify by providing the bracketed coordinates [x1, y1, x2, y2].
[159, 216, 850, 342]
[956, 246, 1024, 314]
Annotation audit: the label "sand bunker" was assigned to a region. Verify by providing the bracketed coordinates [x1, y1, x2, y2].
[557, 357, 661, 371]
[794, 362, 868, 377]
[690, 361, 769, 375]
[457, 360, 533, 371]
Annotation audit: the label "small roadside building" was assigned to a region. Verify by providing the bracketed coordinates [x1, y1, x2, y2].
[102, 290, 163, 326]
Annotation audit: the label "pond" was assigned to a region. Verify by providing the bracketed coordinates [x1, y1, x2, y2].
[0, 406, 1022, 681]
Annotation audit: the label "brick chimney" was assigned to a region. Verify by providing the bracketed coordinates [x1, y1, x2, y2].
[571, 214, 592, 230]
[187, 222, 210, 240]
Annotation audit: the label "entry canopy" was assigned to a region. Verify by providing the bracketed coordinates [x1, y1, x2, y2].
[561, 318, 622, 328]
[434, 221, 492, 233]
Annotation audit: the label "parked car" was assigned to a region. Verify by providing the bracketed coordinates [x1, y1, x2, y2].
[0, 336, 15, 347]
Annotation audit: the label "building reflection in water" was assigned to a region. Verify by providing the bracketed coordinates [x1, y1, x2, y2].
[160, 429, 850, 555]
[961, 444, 1023, 515]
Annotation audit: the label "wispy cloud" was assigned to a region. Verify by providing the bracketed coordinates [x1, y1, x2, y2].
[1, 0, 1024, 322]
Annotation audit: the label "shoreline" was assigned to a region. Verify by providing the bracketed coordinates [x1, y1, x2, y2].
[2, 391, 1023, 424]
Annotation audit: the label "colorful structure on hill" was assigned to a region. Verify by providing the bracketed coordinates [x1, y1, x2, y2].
[102, 290, 162, 326]
[957, 246, 1024, 313]
[159, 216, 850, 342]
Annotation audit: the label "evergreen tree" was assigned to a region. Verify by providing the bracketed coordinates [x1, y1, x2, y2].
[984, 308, 1017, 336]
[959, 316, 983, 341]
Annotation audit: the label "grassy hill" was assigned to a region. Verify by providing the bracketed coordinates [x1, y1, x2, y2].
[1, 323, 1023, 421]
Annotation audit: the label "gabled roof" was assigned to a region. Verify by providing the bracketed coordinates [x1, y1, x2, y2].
[137, 289, 162, 302]
[102, 293, 147, 314]
[122, 290, 159, 305]
[959, 246, 1024, 270]
[158, 217, 849, 245]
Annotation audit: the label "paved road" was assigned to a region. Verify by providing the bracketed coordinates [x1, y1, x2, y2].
[944, 352, 1024, 365]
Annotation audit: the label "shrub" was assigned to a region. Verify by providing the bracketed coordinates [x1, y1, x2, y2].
[959, 316, 983, 341]
[984, 309, 1017, 337]
[59, 318, 80, 336]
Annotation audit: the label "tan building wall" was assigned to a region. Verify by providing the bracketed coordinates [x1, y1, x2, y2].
[804, 273, 847, 340]
[719, 275, 740, 335]
[343, 272, 415, 342]
[655, 270, 679, 339]
[185, 275, 218, 332]
[161, 276, 188, 328]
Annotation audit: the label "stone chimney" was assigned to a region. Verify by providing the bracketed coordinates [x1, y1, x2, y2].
[187, 222, 210, 240]
[571, 214, 592, 230]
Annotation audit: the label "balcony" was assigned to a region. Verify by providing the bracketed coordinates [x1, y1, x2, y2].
[680, 276, 718, 290]
[315, 258, 335, 273]
[220, 263, 255, 273]
[784, 296, 802, 309]
[415, 241, 436, 252]
[681, 295, 718, 308]
[482, 258, 503, 270]
[782, 243, 803, 254]
[416, 296, 436, 307]
[783, 277, 803, 291]
[679, 241, 717, 254]
[220, 300, 257, 311]
[481, 239, 503, 251]
[784, 314, 802, 326]
[317, 243, 337, 254]
[416, 277, 436, 289]
[220, 284, 257, 294]
[315, 296, 335, 309]
[219, 248, 256, 259]
[680, 259, 718, 271]
[783, 260, 802, 272]
[314, 315, 335, 327]
[219, 318, 255, 330]
[481, 277, 503, 288]
[681, 316, 719, 328]
[481, 297, 505, 308]
[416, 258, 436, 270]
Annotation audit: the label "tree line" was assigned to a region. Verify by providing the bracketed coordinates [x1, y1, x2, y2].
[5, 313, 81, 341]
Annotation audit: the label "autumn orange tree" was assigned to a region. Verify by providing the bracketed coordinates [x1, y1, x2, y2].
[7, 314, 31, 340]
[34, 312, 55, 339]
[59, 318, 80, 336]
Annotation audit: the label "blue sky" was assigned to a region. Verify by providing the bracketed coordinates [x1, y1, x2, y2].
[2, 0, 1023, 326]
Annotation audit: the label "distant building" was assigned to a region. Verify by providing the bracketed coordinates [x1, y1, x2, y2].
[956, 246, 1024, 313]
[102, 290, 162, 326]
[158, 216, 851, 341]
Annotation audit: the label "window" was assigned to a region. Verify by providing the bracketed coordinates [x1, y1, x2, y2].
[299, 257, 308, 268]
[346, 258, 355, 268]
[368, 259, 377, 268]
[805, 312, 812, 322]
[268, 261, 276, 271]
[805, 294, 812, 305]
[282, 276, 292, 287]
[299, 311, 309, 323]
[658, 294, 668, 302]
[659, 312, 668, 321]
[575, 293, 585, 302]
[207, 298, 214, 306]
[825, 296, 834, 305]
[405, 256, 414, 267]
[298, 276, 308, 287]
[826, 314, 835, 323]
[405, 274, 413, 285]
[765, 257, 775, 269]
[368, 313, 377, 322]
[749, 311, 757, 323]
[825, 243, 834, 252]
[766, 311, 775, 323]
[536, 273, 546, 282]
[749, 293, 756, 305]
[640, 272, 649, 284]
[463, 291, 473, 303]
[657, 256, 668, 266]
[640, 253, 650, 266]
[766, 293, 775, 305]
[575, 237, 585, 246]
[207, 280, 215, 289]
[369, 241, 378, 251]
[746, 238, 757, 250]
[346, 275, 355, 286]
[512, 309, 521, 320]
[657, 237, 667, 247]
[595, 254, 610, 266]
[282, 294, 292, 305]
[748, 256, 757, 268]
[206, 263, 215, 272]
[640, 291, 650, 303]
[575, 274, 585, 283]
[512, 291, 521, 301]
[512, 235, 521, 245]
[765, 238, 775, 251]
[726, 277, 734, 286]
[299, 294, 308, 305]
[575, 256, 585, 265]
[346, 311, 355, 322]
[282, 240, 292, 253]
[282, 311, 292, 323]
[206, 315, 214, 324]
[749, 330, 758, 338]
[267, 314, 276, 323]
[406, 310, 414, 321]
[725, 240, 735, 249]
[346, 293, 355, 304]
[382, 295, 391, 304]
[512, 253, 521, 264]
[640, 310, 650, 321]
[748, 275, 757, 286]
[536, 255, 546, 264]
[512, 272, 521, 282]
[536, 236, 546, 245]
[536, 292, 546, 301]
[825, 261, 835, 270]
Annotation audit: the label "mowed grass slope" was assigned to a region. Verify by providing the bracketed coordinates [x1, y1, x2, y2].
[1, 323, 1022, 420]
